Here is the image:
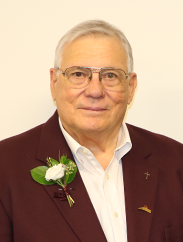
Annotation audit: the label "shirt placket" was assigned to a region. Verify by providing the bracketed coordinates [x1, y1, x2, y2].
[104, 156, 127, 242]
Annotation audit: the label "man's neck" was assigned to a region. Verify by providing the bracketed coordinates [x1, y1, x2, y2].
[61, 121, 120, 170]
[77, 134, 118, 170]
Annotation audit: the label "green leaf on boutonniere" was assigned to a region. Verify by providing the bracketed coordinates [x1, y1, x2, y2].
[59, 155, 68, 165]
[46, 157, 59, 166]
[64, 168, 70, 184]
[57, 155, 77, 184]
[65, 160, 77, 184]
[31, 166, 56, 185]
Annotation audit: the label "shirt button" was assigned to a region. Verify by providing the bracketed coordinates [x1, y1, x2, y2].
[114, 212, 118, 217]
[106, 174, 109, 179]
[83, 149, 87, 154]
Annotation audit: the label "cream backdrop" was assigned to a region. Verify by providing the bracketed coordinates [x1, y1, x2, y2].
[0, 0, 183, 143]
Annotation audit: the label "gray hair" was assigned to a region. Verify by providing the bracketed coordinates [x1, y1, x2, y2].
[54, 20, 133, 73]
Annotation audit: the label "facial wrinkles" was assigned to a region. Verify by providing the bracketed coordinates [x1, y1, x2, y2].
[57, 72, 129, 110]
[64, 87, 128, 115]
[58, 36, 130, 117]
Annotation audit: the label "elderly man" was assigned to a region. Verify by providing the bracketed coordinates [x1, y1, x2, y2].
[1, 20, 183, 242]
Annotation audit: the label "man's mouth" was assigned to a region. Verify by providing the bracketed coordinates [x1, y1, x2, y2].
[78, 107, 107, 111]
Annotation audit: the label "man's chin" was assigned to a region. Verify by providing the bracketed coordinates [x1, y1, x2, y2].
[75, 121, 108, 134]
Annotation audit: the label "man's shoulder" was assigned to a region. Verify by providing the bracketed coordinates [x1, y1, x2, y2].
[0, 124, 43, 154]
[0, 112, 59, 152]
[127, 123, 183, 151]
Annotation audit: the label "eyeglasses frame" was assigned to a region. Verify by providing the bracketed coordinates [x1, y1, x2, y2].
[55, 66, 130, 82]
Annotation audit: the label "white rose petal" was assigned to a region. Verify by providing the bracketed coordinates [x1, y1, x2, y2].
[45, 164, 65, 181]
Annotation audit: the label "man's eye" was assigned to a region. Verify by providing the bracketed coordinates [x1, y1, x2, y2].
[106, 73, 117, 79]
[72, 72, 85, 78]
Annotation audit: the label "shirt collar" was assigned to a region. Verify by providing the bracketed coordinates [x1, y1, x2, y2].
[59, 118, 132, 161]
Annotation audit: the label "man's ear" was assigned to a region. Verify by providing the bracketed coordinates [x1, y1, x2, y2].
[50, 68, 58, 101]
[127, 72, 137, 105]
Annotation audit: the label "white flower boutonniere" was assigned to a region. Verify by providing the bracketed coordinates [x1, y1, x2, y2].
[30, 154, 77, 207]
[45, 164, 65, 181]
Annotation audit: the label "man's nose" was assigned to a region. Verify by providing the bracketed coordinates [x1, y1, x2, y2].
[84, 72, 105, 98]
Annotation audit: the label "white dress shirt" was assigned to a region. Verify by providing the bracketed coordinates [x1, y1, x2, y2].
[59, 119, 132, 242]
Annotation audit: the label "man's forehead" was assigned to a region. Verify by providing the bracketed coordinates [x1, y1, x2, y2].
[61, 35, 128, 69]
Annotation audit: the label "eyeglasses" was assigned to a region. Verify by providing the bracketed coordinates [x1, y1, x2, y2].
[56, 66, 130, 90]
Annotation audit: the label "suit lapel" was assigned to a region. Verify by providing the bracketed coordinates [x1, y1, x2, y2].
[124, 125, 159, 242]
[36, 111, 107, 242]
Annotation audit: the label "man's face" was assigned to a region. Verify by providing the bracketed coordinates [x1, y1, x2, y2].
[50, 35, 137, 136]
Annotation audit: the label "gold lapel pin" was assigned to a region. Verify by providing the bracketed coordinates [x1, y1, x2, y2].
[144, 172, 150, 179]
[138, 205, 151, 214]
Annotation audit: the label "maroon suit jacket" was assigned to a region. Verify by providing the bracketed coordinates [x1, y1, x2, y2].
[1, 111, 183, 242]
